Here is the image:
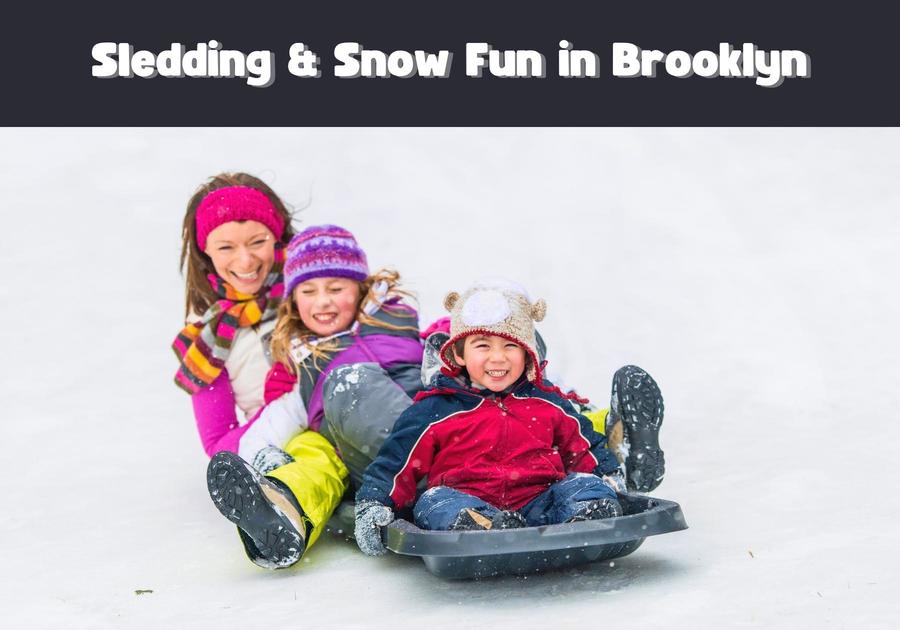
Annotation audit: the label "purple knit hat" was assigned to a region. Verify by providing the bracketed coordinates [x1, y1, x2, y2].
[195, 186, 285, 250]
[284, 224, 370, 295]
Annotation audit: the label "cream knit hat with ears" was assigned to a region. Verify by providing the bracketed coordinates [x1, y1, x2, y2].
[439, 278, 547, 382]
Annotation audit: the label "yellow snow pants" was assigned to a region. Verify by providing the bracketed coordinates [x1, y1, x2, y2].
[584, 407, 627, 465]
[584, 407, 610, 434]
[266, 430, 349, 551]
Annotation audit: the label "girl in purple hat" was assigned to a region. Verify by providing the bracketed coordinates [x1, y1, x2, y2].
[204, 223, 424, 569]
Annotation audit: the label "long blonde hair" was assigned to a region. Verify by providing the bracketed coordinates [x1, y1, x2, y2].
[270, 268, 417, 374]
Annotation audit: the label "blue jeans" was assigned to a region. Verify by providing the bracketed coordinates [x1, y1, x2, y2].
[413, 473, 618, 530]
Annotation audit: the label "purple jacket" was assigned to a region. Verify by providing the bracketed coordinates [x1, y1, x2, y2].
[304, 332, 422, 431]
[192, 303, 422, 456]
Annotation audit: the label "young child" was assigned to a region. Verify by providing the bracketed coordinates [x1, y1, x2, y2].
[206, 224, 424, 569]
[354, 280, 626, 556]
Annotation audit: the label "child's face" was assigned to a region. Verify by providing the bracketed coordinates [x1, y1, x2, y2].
[293, 277, 361, 337]
[452, 334, 526, 392]
[204, 220, 276, 295]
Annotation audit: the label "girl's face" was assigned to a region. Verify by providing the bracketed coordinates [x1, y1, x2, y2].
[204, 220, 276, 295]
[293, 277, 362, 337]
[453, 334, 527, 392]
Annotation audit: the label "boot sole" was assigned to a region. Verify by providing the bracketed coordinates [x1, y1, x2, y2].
[567, 498, 624, 522]
[449, 508, 491, 531]
[491, 510, 527, 530]
[611, 366, 666, 493]
[207, 451, 305, 568]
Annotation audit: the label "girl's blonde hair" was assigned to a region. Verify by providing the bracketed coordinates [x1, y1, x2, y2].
[270, 268, 417, 374]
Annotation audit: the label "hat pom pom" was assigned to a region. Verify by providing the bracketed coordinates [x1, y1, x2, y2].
[444, 291, 460, 312]
[530, 299, 547, 322]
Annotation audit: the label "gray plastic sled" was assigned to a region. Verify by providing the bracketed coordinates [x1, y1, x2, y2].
[380, 493, 687, 579]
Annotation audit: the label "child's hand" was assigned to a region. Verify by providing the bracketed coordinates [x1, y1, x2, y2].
[355, 500, 394, 556]
[602, 470, 627, 494]
[251, 446, 295, 474]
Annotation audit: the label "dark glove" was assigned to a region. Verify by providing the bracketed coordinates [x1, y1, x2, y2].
[355, 500, 394, 556]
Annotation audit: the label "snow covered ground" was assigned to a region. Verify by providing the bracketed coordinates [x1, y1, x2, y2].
[2, 128, 898, 629]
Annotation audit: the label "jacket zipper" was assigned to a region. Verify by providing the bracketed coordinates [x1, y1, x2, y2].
[496, 396, 510, 503]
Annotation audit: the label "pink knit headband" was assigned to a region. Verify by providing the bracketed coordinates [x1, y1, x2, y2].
[195, 185, 286, 250]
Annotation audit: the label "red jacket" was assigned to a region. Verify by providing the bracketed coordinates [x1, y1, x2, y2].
[357, 375, 620, 511]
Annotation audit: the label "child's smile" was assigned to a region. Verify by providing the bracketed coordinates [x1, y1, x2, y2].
[312, 312, 339, 324]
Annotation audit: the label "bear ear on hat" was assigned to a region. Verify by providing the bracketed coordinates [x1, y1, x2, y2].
[444, 291, 460, 312]
[530, 298, 547, 322]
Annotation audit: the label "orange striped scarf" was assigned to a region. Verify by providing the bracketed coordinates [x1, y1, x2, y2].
[172, 248, 284, 394]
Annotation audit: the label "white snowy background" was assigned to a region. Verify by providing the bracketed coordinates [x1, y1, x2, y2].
[1, 129, 897, 629]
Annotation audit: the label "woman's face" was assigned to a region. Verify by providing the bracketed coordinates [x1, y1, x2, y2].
[293, 277, 362, 337]
[204, 220, 276, 295]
